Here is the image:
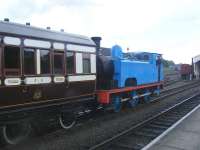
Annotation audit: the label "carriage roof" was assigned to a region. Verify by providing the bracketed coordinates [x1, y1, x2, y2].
[0, 21, 95, 46]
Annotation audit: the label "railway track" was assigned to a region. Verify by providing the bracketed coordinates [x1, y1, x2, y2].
[70, 81, 200, 124]
[2, 80, 200, 150]
[160, 80, 199, 95]
[88, 94, 200, 150]
[164, 79, 180, 86]
[74, 81, 200, 127]
[74, 80, 200, 150]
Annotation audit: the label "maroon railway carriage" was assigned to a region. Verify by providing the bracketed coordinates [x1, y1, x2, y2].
[0, 21, 97, 144]
[180, 64, 192, 80]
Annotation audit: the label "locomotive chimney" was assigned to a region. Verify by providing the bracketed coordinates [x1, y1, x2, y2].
[91, 37, 102, 88]
[26, 22, 30, 26]
[91, 37, 101, 48]
[4, 18, 9, 22]
[91, 37, 102, 56]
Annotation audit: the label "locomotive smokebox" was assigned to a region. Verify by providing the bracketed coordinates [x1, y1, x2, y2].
[97, 55, 114, 80]
[91, 37, 115, 89]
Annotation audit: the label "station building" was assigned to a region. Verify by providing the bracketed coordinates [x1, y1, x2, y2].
[193, 55, 200, 79]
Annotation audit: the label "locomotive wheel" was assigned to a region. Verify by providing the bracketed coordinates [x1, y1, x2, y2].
[0, 121, 31, 145]
[128, 91, 139, 108]
[154, 87, 160, 96]
[143, 89, 150, 103]
[128, 98, 139, 108]
[59, 113, 76, 129]
[112, 96, 122, 112]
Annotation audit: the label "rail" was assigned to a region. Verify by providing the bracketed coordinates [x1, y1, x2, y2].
[89, 93, 200, 150]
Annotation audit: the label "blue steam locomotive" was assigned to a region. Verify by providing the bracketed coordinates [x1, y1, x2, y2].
[95, 39, 163, 112]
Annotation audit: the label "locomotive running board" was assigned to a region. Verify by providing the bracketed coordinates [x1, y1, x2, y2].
[97, 82, 163, 104]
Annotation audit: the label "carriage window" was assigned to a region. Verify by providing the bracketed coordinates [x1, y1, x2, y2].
[54, 52, 64, 74]
[24, 48, 35, 75]
[40, 50, 50, 74]
[83, 54, 90, 73]
[4, 46, 21, 75]
[66, 52, 75, 74]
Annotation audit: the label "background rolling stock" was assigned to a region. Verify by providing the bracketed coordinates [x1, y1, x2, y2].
[180, 64, 192, 80]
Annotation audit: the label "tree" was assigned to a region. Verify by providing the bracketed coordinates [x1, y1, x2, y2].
[162, 59, 175, 68]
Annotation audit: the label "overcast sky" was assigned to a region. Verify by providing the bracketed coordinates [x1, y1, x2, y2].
[0, 0, 199, 64]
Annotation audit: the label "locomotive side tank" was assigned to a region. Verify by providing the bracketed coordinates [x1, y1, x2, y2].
[111, 45, 163, 87]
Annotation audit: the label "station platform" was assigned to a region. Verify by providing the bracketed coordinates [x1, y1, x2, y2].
[146, 105, 200, 150]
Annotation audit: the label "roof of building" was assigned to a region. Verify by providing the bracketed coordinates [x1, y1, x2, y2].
[193, 54, 200, 63]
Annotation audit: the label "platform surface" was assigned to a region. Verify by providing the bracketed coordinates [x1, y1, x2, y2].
[148, 106, 200, 150]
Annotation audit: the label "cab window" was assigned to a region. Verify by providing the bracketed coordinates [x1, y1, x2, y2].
[143, 55, 149, 61]
[4, 46, 21, 76]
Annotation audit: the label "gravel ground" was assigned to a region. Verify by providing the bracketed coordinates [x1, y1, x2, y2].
[162, 80, 194, 91]
[3, 80, 200, 150]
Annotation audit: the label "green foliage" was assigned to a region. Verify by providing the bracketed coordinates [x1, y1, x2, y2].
[162, 59, 175, 68]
